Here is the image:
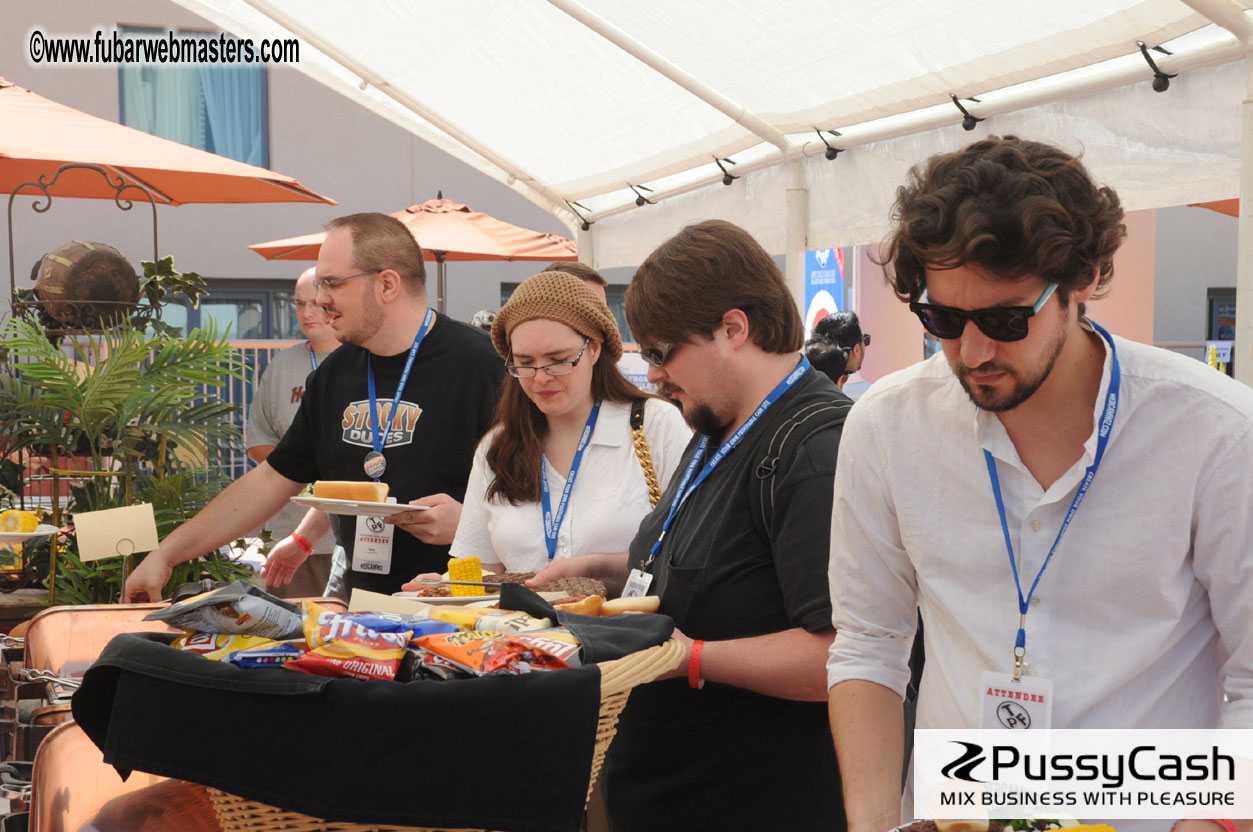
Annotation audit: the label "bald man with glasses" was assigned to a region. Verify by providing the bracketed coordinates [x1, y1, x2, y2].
[826, 137, 1253, 832]
[126, 212, 503, 603]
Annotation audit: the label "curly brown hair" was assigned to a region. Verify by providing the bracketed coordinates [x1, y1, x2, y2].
[878, 136, 1126, 309]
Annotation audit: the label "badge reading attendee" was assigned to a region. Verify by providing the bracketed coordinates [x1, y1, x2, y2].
[352, 498, 396, 574]
[363, 451, 387, 480]
[979, 670, 1053, 729]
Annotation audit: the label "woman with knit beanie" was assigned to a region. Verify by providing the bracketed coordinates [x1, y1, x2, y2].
[407, 270, 691, 578]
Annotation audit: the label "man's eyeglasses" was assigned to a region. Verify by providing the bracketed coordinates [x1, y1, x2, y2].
[312, 269, 379, 293]
[638, 341, 677, 368]
[909, 282, 1058, 343]
[506, 338, 591, 378]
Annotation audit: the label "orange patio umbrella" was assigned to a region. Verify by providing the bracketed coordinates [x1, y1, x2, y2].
[0, 76, 333, 207]
[1190, 199, 1238, 217]
[248, 197, 577, 312]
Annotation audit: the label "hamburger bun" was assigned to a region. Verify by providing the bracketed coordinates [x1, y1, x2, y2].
[312, 481, 389, 502]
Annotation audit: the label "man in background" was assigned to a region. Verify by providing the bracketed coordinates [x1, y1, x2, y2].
[247, 267, 340, 598]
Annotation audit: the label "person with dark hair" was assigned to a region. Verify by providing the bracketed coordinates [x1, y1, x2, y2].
[827, 137, 1253, 832]
[420, 270, 689, 576]
[544, 259, 608, 303]
[531, 219, 850, 831]
[125, 212, 504, 601]
[805, 310, 871, 391]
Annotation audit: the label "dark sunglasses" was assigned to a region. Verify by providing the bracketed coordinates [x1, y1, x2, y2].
[639, 341, 677, 368]
[909, 282, 1057, 342]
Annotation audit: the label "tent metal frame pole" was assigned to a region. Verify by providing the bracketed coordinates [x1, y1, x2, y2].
[785, 160, 808, 315]
[239, 0, 577, 231]
[576, 225, 596, 268]
[586, 34, 1246, 222]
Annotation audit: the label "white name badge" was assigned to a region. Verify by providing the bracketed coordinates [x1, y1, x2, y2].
[979, 670, 1054, 729]
[352, 498, 396, 575]
[621, 568, 654, 598]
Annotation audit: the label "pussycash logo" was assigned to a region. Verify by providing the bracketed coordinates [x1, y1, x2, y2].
[939, 741, 1234, 789]
[340, 399, 422, 448]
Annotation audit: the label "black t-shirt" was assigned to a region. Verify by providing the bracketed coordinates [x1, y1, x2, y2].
[604, 367, 848, 831]
[267, 316, 503, 595]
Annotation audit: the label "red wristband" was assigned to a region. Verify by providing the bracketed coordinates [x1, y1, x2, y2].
[1210, 822, 1238, 832]
[290, 532, 314, 555]
[688, 640, 706, 690]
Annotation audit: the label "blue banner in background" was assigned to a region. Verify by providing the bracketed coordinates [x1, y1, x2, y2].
[804, 248, 845, 339]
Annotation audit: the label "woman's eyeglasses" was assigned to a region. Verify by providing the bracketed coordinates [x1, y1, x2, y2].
[909, 282, 1058, 342]
[506, 338, 591, 378]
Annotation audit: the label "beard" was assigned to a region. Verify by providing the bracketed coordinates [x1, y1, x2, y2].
[685, 402, 728, 437]
[328, 290, 383, 348]
[953, 325, 1068, 412]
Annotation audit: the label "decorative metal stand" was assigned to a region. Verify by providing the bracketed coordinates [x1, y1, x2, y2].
[4, 164, 161, 596]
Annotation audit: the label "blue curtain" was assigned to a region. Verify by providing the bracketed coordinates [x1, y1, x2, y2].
[119, 29, 268, 168]
[199, 58, 269, 168]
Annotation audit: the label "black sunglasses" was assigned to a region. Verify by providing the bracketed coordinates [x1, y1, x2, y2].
[639, 341, 677, 368]
[909, 282, 1057, 343]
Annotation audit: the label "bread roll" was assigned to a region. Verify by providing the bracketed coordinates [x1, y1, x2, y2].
[600, 596, 661, 615]
[554, 595, 604, 616]
[312, 481, 389, 502]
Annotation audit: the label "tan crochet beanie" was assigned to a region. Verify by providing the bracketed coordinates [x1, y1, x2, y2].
[492, 270, 623, 362]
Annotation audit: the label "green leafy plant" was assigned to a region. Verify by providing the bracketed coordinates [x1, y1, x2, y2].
[0, 315, 256, 603]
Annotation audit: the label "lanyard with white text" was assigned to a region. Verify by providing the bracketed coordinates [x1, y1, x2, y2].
[364, 307, 434, 481]
[642, 357, 811, 568]
[984, 320, 1120, 681]
[308, 343, 319, 372]
[539, 398, 602, 560]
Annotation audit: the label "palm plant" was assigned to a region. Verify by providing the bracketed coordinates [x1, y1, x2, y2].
[0, 315, 255, 603]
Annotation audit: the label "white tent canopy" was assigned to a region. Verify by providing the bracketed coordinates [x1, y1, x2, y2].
[171, 0, 1253, 381]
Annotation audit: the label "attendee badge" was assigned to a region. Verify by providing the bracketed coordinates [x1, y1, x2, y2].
[621, 568, 653, 598]
[979, 670, 1054, 730]
[362, 451, 387, 480]
[352, 497, 396, 575]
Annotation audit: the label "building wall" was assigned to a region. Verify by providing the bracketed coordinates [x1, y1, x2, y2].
[1153, 204, 1238, 342]
[2, 0, 568, 324]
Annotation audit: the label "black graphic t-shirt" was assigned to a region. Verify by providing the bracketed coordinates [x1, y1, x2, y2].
[267, 317, 503, 595]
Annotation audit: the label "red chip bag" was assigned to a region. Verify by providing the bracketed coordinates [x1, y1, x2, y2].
[285, 601, 412, 681]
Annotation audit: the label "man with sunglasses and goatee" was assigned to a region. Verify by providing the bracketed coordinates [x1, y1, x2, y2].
[529, 219, 850, 831]
[826, 136, 1253, 832]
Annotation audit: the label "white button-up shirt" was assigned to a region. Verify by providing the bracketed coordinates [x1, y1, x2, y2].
[451, 398, 692, 573]
[827, 326, 1253, 735]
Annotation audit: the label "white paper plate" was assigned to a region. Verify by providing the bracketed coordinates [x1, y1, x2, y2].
[0, 524, 58, 546]
[289, 496, 428, 517]
[391, 591, 499, 605]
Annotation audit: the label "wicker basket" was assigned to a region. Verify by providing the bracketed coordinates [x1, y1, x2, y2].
[206, 638, 685, 832]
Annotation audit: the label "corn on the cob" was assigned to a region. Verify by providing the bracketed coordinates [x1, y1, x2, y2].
[0, 510, 38, 533]
[446, 556, 483, 597]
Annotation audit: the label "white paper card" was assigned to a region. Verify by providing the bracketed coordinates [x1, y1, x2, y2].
[979, 670, 1054, 729]
[74, 503, 159, 562]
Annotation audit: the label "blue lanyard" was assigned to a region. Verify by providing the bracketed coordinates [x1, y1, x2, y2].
[539, 398, 602, 560]
[644, 356, 811, 567]
[984, 320, 1120, 679]
[365, 307, 434, 479]
[308, 343, 319, 372]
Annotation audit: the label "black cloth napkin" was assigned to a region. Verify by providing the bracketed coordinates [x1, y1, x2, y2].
[499, 583, 674, 663]
[72, 630, 600, 832]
